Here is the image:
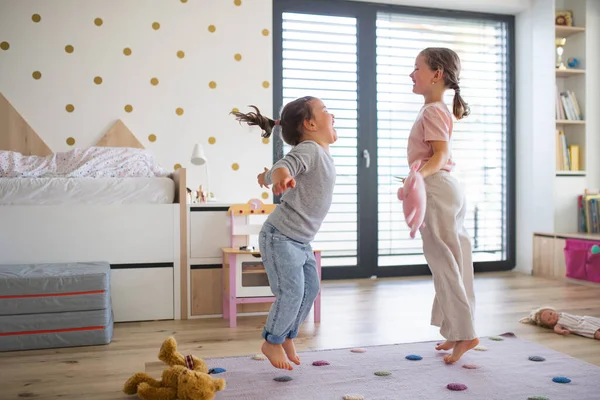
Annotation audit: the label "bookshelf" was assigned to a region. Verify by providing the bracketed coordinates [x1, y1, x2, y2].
[552, 0, 600, 234]
[554, 3, 586, 176]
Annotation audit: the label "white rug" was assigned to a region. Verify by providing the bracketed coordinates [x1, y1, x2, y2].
[202, 334, 600, 399]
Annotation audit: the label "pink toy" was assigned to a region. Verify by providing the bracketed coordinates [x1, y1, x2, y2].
[397, 160, 427, 238]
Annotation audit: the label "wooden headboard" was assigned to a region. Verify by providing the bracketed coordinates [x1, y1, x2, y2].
[0, 92, 52, 156]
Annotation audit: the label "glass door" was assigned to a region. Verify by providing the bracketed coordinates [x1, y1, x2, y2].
[374, 11, 512, 276]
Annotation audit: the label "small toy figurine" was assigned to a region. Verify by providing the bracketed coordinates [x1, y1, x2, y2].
[520, 307, 600, 340]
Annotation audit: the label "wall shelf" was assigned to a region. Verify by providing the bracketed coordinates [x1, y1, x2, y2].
[556, 68, 585, 77]
[556, 119, 585, 125]
[555, 25, 586, 37]
[556, 171, 586, 176]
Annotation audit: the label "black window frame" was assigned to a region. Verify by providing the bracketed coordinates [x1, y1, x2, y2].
[272, 0, 516, 276]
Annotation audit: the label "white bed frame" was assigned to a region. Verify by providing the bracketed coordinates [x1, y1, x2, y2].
[0, 94, 188, 323]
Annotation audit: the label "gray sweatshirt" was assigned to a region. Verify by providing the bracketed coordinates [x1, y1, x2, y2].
[264, 140, 336, 243]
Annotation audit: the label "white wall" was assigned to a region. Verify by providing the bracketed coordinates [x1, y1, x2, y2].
[0, 0, 273, 204]
[515, 0, 556, 273]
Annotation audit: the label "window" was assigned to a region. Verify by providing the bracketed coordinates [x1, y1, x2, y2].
[274, 0, 515, 277]
[376, 12, 511, 266]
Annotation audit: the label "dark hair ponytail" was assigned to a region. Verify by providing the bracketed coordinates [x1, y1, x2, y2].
[231, 96, 316, 146]
[451, 86, 470, 120]
[231, 106, 276, 139]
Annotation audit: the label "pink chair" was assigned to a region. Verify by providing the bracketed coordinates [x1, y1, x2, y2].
[221, 199, 322, 328]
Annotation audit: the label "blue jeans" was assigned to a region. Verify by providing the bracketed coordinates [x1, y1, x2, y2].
[259, 222, 320, 345]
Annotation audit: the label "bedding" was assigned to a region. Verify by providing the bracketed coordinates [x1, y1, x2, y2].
[0, 147, 170, 178]
[0, 176, 175, 205]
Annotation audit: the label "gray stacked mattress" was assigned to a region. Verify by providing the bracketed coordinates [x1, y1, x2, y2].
[0, 262, 113, 352]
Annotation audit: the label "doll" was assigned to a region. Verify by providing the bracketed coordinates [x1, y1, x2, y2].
[519, 307, 600, 340]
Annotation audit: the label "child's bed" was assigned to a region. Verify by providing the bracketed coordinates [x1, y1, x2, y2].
[0, 99, 188, 323]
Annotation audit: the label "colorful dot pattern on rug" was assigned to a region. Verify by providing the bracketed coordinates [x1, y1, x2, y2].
[374, 370, 391, 376]
[489, 336, 504, 341]
[529, 356, 546, 362]
[447, 383, 468, 391]
[208, 367, 226, 374]
[252, 354, 267, 360]
[202, 334, 600, 399]
[343, 395, 364, 400]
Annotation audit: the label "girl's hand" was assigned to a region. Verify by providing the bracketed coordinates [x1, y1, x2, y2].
[257, 167, 269, 188]
[272, 175, 296, 195]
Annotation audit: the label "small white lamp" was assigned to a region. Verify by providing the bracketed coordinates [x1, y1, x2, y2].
[190, 143, 214, 202]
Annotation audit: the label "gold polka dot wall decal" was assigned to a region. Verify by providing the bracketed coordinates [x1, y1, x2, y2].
[232, 163, 239, 171]
[66, 137, 76, 146]
[262, 192, 269, 199]
[94, 18, 103, 26]
[234, 0, 242, 5]
[125, 104, 133, 113]
[150, 77, 159, 85]
[234, 53, 242, 61]
[262, 137, 270, 144]
[0, 41, 9, 51]
[262, 81, 270, 88]
[209, 81, 217, 89]
[123, 47, 132, 56]
[32, 71, 42, 80]
[174, 163, 182, 170]
[232, 107, 239, 113]
[94, 76, 103, 85]
[208, 137, 216, 144]
[262, 29, 270, 36]
[32, 14, 41, 23]
[177, 50, 185, 58]
[180, 0, 187, 3]
[208, 25, 216, 33]
[176, 107, 184, 116]
[65, 104, 75, 113]
[65, 45, 74, 53]
[148, 134, 157, 142]
[152, 22, 160, 30]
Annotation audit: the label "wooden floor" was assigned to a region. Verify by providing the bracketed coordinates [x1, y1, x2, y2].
[1, 271, 599, 399]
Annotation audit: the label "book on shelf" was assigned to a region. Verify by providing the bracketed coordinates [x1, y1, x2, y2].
[556, 130, 580, 171]
[578, 189, 600, 233]
[555, 88, 583, 120]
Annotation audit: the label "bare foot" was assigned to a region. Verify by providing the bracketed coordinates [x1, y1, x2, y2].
[444, 338, 479, 364]
[435, 340, 456, 351]
[594, 330, 600, 340]
[261, 341, 293, 370]
[282, 338, 301, 365]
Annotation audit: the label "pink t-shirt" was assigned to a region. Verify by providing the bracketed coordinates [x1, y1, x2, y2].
[407, 102, 455, 172]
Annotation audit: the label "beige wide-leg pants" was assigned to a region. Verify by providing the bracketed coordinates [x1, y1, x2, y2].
[420, 171, 477, 341]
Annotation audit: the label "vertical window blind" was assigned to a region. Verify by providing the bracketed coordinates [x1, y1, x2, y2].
[376, 12, 509, 266]
[281, 12, 359, 267]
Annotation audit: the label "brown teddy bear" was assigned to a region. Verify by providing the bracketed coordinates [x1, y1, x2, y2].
[123, 337, 226, 400]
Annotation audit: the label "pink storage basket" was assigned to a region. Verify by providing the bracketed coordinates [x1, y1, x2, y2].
[585, 253, 600, 283]
[563, 239, 592, 280]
